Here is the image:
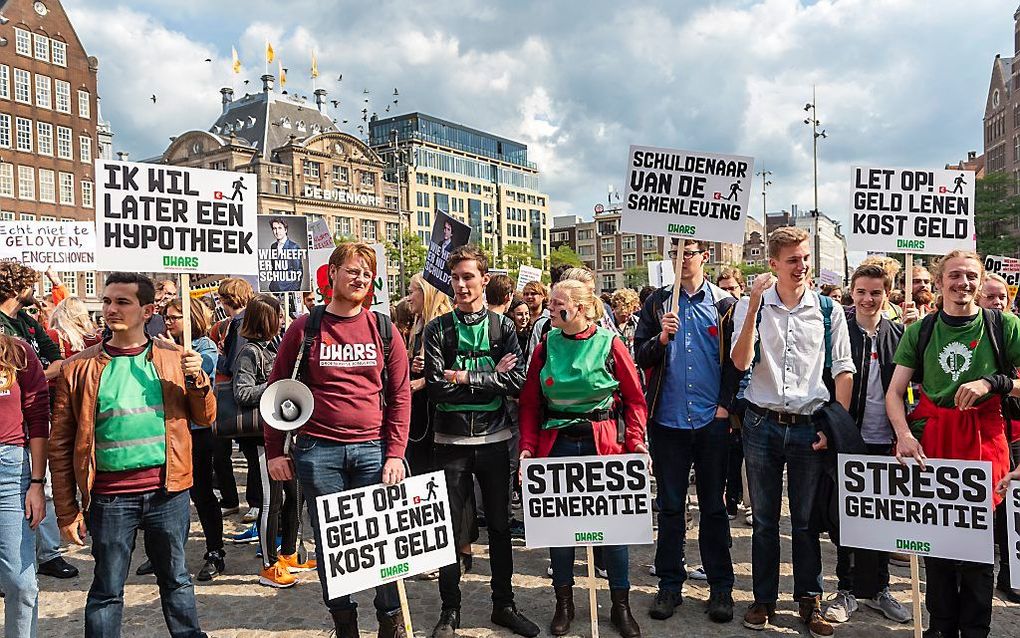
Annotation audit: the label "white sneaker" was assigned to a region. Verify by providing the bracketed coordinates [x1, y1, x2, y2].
[745, 510, 753, 526]
[863, 588, 912, 623]
[687, 566, 708, 581]
[823, 590, 858, 623]
[242, 507, 260, 523]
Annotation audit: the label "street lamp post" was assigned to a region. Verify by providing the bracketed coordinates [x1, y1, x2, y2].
[756, 165, 773, 223]
[803, 86, 827, 278]
[391, 129, 406, 297]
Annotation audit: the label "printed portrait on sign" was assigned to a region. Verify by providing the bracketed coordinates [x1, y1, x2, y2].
[256, 215, 310, 293]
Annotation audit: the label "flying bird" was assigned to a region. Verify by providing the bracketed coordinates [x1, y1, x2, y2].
[330, 100, 340, 108]
[385, 105, 390, 112]
[150, 94, 157, 103]
[204, 58, 212, 62]
[243, 79, 250, 85]
[342, 119, 349, 124]
[336, 74, 343, 82]
[362, 88, 369, 94]
[393, 88, 399, 96]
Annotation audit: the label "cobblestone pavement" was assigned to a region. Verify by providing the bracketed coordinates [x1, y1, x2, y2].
[17, 461, 1020, 638]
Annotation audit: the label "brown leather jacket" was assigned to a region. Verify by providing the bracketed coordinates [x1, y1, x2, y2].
[49, 339, 216, 528]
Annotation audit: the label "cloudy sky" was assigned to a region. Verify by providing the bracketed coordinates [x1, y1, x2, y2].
[65, 0, 1007, 231]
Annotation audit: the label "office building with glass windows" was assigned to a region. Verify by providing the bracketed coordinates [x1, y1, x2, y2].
[370, 113, 549, 266]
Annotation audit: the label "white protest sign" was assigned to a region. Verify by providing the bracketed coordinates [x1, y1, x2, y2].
[621, 145, 754, 243]
[0, 221, 96, 271]
[838, 454, 993, 564]
[849, 167, 975, 255]
[306, 243, 390, 316]
[315, 471, 455, 600]
[516, 265, 542, 292]
[308, 218, 334, 250]
[819, 269, 842, 287]
[1006, 483, 1020, 588]
[522, 454, 653, 549]
[95, 159, 258, 274]
[371, 243, 391, 316]
[646, 260, 675, 288]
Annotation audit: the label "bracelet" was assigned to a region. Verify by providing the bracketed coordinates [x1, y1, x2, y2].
[30, 477, 45, 485]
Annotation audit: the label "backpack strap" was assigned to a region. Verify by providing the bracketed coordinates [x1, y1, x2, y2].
[983, 308, 1015, 458]
[373, 310, 394, 410]
[910, 312, 939, 385]
[294, 304, 325, 381]
[488, 311, 504, 360]
[440, 312, 457, 369]
[714, 296, 737, 368]
[819, 293, 833, 370]
[751, 305, 764, 366]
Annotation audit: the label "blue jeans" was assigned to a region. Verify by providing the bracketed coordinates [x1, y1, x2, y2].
[0, 445, 38, 637]
[547, 435, 630, 590]
[742, 408, 824, 603]
[86, 490, 205, 638]
[649, 418, 734, 594]
[291, 435, 399, 614]
[35, 468, 60, 564]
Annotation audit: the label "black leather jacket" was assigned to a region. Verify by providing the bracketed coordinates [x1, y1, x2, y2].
[424, 308, 524, 439]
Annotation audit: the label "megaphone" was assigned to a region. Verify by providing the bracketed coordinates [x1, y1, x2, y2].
[260, 379, 314, 431]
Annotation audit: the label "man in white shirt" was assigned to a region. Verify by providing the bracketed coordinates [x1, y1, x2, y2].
[730, 226, 855, 637]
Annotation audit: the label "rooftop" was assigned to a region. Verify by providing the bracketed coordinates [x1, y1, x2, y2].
[369, 112, 536, 169]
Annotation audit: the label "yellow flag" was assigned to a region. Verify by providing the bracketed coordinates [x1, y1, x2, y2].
[266, 41, 275, 64]
[231, 47, 241, 74]
[279, 60, 286, 87]
[310, 51, 319, 79]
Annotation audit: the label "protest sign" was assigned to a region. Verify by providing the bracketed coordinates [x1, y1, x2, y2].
[646, 260, 675, 288]
[620, 145, 754, 244]
[522, 454, 653, 549]
[308, 218, 334, 250]
[0, 221, 96, 271]
[308, 243, 390, 316]
[315, 471, 455, 600]
[516, 265, 542, 292]
[423, 210, 471, 297]
[371, 243, 391, 316]
[1006, 483, 1020, 588]
[94, 159, 257, 274]
[257, 215, 310, 293]
[984, 254, 1020, 300]
[838, 454, 993, 564]
[848, 167, 976, 255]
[819, 269, 842, 287]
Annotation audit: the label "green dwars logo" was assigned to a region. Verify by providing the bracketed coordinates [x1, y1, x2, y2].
[896, 239, 925, 250]
[380, 562, 409, 579]
[667, 223, 697, 236]
[896, 539, 930, 553]
[575, 531, 604, 543]
[163, 255, 199, 269]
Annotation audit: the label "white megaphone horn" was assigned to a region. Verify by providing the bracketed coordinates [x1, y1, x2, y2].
[260, 379, 314, 432]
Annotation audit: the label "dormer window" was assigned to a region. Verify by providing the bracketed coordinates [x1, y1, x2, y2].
[282, 117, 291, 129]
[297, 120, 306, 132]
[247, 116, 256, 128]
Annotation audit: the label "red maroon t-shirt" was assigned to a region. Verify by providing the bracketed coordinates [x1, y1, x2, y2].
[263, 309, 410, 461]
[0, 341, 49, 446]
[92, 342, 165, 495]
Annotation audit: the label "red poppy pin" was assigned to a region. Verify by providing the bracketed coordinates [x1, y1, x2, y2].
[545, 377, 554, 387]
[27, 327, 35, 335]
[707, 326, 719, 337]
[969, 340, 978, 349]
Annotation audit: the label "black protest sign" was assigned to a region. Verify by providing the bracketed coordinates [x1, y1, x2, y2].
[422, 210, 471, 297]
[257, 215, 310, 293]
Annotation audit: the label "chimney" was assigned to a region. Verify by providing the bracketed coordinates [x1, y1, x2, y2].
[116, 151, 129, 161]
[314, 88, 327, 113]
[220, 87, 234, 114]
[968, 150, 977, 161]
[261, 74, 275, 93]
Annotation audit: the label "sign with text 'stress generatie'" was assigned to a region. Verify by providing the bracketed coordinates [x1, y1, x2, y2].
[1006, 483, 1020, 588]
[522, 454, 653, 549]
[94, 159, 258, 274]
[621, 145, 754, 243]
[848, 167, 976, 255]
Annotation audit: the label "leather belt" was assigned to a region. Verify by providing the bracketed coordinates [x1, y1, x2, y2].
[747, 404, 814, 426]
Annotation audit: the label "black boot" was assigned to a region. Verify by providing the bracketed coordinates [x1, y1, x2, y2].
[378, 609, 407, 638]
[610, 588, 641, 638]
[330, 609, 359, 638]
[550, 585, 574, 635]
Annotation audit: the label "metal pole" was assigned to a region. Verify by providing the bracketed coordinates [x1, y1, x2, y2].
[393, 129, 406, 298]
[811, 86, 821, 278]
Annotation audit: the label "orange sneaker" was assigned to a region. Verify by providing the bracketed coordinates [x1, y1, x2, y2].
[259, 559, 297, 588]
[280, 552, 317, 573]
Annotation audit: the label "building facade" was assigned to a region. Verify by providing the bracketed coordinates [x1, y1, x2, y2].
[0, 0, 102, 298]
[369, 113, 550, 267]
[766, 206, 848, 282]
[983, 7, 1020, 182]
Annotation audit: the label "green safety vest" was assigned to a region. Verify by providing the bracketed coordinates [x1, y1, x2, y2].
[95, 345, 167, 472]
[539, 327, 618, 430]
[436, 313, 503, 413]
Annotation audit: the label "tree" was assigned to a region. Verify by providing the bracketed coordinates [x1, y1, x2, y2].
[385, 230, 426, 295]
[549, 245, 583, 268]
[975, 172, 1020, 257]
[624, 264, 648, 289]
[738, 262, 770, 277]
[497, 242, 542, 282]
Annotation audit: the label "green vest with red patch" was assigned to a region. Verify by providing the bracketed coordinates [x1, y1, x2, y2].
[539, 327, 619, 430]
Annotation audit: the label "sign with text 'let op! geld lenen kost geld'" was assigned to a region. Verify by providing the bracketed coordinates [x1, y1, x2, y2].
[847, 167, 976, 255]
[620, 145, 754, 243]
[94, 159, 258, 275]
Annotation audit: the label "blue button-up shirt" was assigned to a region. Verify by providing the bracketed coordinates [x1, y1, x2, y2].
[655, 280, 721, 429]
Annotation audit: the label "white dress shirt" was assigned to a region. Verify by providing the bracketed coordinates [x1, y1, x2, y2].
[732, 285, 855, 415]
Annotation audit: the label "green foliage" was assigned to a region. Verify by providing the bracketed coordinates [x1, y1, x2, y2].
[384, 230, 426, 295]
[975, 172, 1020, 258]
[624, 264, 648, 289]
[549, 245, 583, 268]
[496, 242, 543, 282]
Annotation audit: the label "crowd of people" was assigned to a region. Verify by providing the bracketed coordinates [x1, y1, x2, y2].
[0, 224, 1018, 638]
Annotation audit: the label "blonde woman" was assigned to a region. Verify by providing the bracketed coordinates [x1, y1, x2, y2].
[47, 297, 100, 359]
[406, 273, 452, 473]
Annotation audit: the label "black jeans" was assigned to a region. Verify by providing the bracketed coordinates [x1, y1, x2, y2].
[831, 442, 892, 598]
[189, 428, 224, 553]
[924, 557, 993, 638]
[725, 428, 743, 510]
[434, 441, 514, 610]
[211, 437, 238, 509]
[649, 419, 734, 594]
[239, 439, 263, 510]
[256, 444, 300, 567]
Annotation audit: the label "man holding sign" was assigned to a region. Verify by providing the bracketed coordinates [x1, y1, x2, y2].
[886, 250, 1020, 638]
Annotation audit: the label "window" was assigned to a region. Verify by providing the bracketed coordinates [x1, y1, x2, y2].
[415, 172, 428, 185]
[0, 66, 8, 100]
[51, 41, 67, 67]
[332, 165, 348, 182]
[0, 115, 9, 149]
[20, 214, 35, 221]
[360, 171, 375, 187]
[54, 80, 70, 113]
[602, 274, 616, 291]
[0, 212, 12, 221]
[361, 219, 377, 240]
[577, 229, 594, 241]
[335, 216, 352, 237]
[17, 166, 34, 200]
[643, 236, 657, 249]
[600, 237, 615, 253]
[84, 272, 95, 298]
[78, 90, 90, 118]
[33, 34, 49, 62]
[622, 253, 637, 268]
[0, 164, 12, 197]
[59, 172, 74, 205]
[302, 161, 320, 179]
[416, 210, 431, 227]
[79, 135, 92, 163]
[416, 191, 430, 207]
[269, 178, 290, 195]
[62, 273, 77, 296]
[56, 127, 71, 159]
[37, 122, 52, 155]
[386, 222, 399, 242]
[578, 245, 595, 257]
[13, 69, 30, 104]
[621, 236, 636, 251]
[15, 29, 31, 57]
[81, 180, 93, 208]
[15, 118, 32, 152]
[602, 255, 616, 270]
[38, 169, 55, 202]
[35, 74, 50, 109]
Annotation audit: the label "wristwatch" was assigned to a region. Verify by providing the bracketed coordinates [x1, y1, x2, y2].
[30, 477, 45, 485]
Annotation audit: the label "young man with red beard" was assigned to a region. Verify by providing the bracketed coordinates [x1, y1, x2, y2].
[264, 242, 411, 638]
[887, 250, 1020, 638]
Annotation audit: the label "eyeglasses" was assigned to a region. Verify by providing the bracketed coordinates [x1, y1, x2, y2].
[165, 314, 184, 322]
[720, 285, 741, 292]
[343, 267, 374, 281]
[667, 249, 704, 260]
